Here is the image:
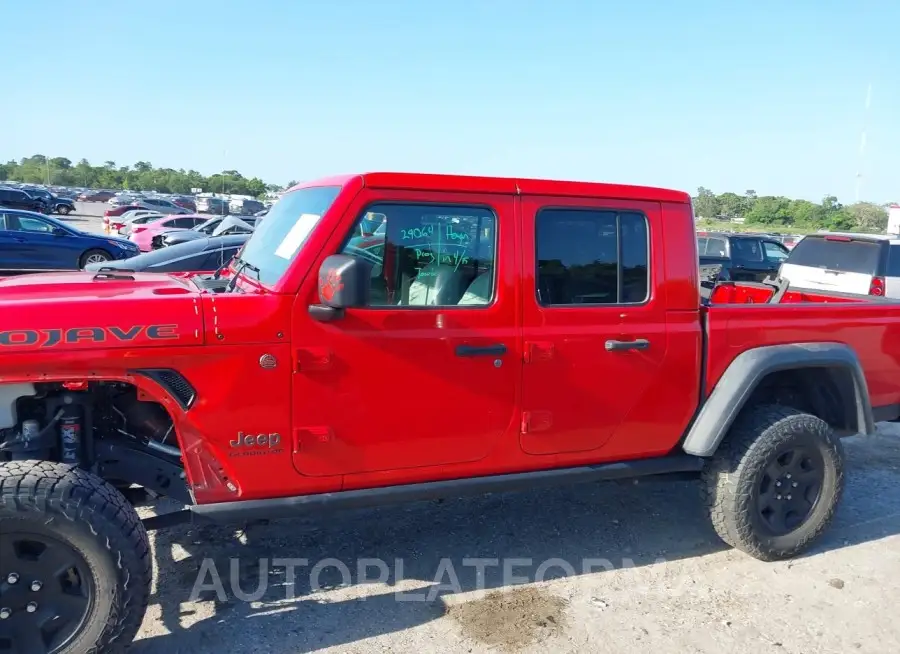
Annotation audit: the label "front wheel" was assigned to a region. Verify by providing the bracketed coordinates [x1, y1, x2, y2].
[702, 405, 845, 561]
[80, 249, 111, 268]
[0, 461, 151, 654]
[58, 205, 72, 216]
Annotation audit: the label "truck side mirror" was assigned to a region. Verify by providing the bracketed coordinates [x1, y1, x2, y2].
[309, 254, 372, 322]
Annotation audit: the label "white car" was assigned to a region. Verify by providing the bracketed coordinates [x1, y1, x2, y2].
[779, 232, 900, 297]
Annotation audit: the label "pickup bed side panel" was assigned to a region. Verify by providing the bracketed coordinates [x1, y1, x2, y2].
[684, 302, 900, 456]
[706, 303, 900, 408]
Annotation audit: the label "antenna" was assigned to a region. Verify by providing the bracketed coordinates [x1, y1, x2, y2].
[856, 83, 872, 203]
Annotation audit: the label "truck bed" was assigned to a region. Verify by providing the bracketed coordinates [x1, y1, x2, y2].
[704, 281, 900, 415]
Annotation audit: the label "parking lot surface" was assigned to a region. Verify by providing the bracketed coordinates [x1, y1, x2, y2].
[61, 200, 109, 235]
[132, 424, 900, 654]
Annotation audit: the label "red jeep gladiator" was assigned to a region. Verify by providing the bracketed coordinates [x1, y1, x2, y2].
[1, 172, 899, 652]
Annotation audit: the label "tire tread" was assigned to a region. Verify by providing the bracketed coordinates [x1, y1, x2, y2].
[0, 460, 151, 653]
[701, 404, 845, 561]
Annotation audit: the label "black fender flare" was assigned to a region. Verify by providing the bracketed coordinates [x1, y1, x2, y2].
[682, 342, 875, 457]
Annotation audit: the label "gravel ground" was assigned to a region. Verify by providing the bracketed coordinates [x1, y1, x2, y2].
[131, 424, 900, 654]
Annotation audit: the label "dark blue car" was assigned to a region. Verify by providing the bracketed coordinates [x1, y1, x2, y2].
[0, 209, 140, 272]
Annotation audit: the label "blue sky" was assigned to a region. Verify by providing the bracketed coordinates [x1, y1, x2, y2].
[2, 0, 897, 203]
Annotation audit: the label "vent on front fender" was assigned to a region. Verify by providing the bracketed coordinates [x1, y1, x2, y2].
[133, 368, 197, 410]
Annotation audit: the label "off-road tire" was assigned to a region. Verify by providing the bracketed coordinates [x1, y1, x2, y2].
[0, 460, 151, 653]
[701, 404, 845, 561]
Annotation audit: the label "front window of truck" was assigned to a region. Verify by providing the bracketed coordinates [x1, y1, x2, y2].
[237, 185, 341, 286]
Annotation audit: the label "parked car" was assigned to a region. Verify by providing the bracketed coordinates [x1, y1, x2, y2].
[3, 172, 900, 654]
[779, 234, 804, 250]
[77, 190, 115, 202]
[129, 214, 208, 251]
[779, 232, 900, 297]
[697, 232, 790, 283]
[0, 187, 51, 214]
[102, 205, 151, 232]
[110, 210, 163, 234]
[83, 234, 248, 273]
[108, 194, 143, 208]
[137, 197, 192, 215]
[20, 187, 76, 215]
[171, 196, 197, 212]
[0, 208, 139, 271]
[229, 198, 265, 215]
[115, 212, 166, 236]
[157, 215, 260, 247]
[195, 196, 230, 214]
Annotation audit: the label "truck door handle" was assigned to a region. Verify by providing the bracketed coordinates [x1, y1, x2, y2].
[456, 344, 507, 357]
[605, 339, 650, 352]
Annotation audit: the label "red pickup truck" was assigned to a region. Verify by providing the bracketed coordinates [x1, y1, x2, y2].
[1, 172, 899, 653]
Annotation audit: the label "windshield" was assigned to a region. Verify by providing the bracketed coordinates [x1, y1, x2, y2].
[238, 185, 341, 285]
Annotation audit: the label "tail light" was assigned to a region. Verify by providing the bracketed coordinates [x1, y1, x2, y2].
[111, 222, 124, 230]
[869, 277, 885, 296]
[132, 226, 147, 234]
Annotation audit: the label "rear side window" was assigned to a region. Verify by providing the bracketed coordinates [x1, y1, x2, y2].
[730, 238, 764, 262]
[536, 208, 649, 305]
[886, 245, 900, 277]
[698, 236, 727, 257]
[786, 236, 884, 274]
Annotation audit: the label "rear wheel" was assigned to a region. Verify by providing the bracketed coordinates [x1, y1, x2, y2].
[79, 250, 111, 268]
[702, 405, 845, 561]
[0, 461, 151, 654]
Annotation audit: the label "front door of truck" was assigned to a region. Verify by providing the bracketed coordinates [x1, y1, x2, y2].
[519, 196, 671, 456]
[291, 190, 520, 478]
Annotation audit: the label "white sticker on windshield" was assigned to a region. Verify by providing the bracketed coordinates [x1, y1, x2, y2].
[274, 213, 321, 259]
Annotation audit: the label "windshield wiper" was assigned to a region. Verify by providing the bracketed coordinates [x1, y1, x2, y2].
[226, 256, 260, 292]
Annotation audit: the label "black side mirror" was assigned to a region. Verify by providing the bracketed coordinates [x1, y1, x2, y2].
[309, 254, 372, 322]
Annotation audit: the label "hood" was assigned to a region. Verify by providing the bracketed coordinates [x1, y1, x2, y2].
[212, 215, 254, 236]
[0, 272, 204, 353]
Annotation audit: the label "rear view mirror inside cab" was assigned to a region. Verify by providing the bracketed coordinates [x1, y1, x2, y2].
[309, 254, 372, 321]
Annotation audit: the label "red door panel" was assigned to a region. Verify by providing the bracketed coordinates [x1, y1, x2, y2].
[290, 190, 520, 477]
[519, 196, 671, 456]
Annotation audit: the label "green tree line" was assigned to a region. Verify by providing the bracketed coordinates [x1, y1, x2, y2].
[2, 155, 892, 231]
[693, 187, 891, 233]
[0, 155, 283, 199]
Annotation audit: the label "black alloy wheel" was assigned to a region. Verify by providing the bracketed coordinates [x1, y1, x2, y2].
[754, 444, 825, 535]
[0, 532, 94, 654]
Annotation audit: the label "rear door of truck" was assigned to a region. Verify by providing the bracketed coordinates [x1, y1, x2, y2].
[517, 194, 686, 458]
